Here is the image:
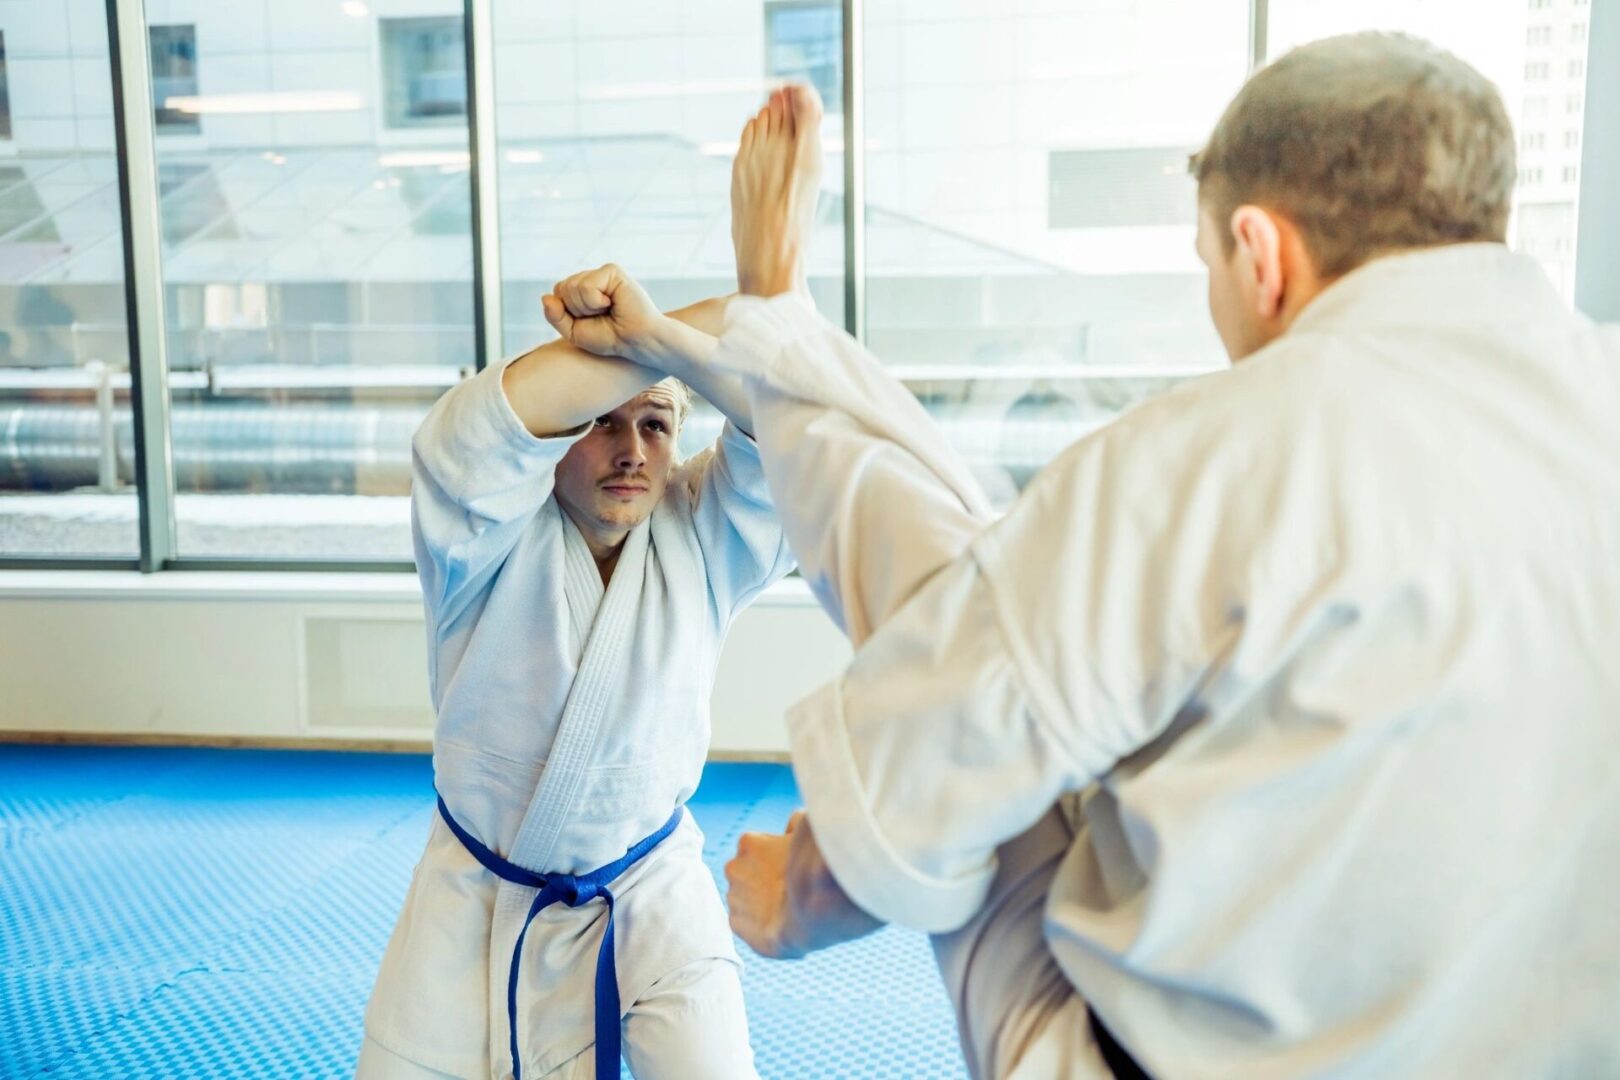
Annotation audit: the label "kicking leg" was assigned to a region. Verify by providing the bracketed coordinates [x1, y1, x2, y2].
[932, 804, 1111, 1080]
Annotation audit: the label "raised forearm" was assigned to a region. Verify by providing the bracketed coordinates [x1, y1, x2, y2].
[500, 343, 657, 439]
[641, 302, 759, 437]
[500, 297, 736, 438]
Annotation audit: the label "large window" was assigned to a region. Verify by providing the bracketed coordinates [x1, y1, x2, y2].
[142, 2, 474, 561]
[491, 0, 846, 461]
[1267, 0, 1592, 299]
[0, 1, 1606, 564]
[0, 8, 137, 557]
[1048, 148, 1200, 229]
[862, 0, 1248, 505]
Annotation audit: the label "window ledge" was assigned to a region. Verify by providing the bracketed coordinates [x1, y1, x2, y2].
[0, 570, 822, 607]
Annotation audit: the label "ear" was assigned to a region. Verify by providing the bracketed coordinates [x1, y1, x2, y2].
[1229, 205, 1286, 320]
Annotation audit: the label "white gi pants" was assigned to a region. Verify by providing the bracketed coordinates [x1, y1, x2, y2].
[355, 956, 758, 1080]
[930, 805, 1113, 1080]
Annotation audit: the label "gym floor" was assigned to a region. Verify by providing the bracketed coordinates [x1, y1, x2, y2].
[0, 746, 968, 1079]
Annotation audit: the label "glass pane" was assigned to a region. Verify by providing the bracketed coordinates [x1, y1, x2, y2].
[491, 0, 846, 460]
[1267, 0, 1592, 299]
[863, 0, 1248, 507]
[0, 2, 138, 558]
[142, 1, 476, 561]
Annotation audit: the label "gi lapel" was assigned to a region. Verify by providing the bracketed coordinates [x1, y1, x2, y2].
[559, 502, 605, 658]
[508, 512, 652, 871]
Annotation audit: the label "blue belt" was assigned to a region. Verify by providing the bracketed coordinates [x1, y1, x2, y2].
[435, 792, 683, 1080]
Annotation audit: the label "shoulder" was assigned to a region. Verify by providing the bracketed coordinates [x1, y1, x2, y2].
[1056, 338, 1369, 485]
[663, 445, 716, 514]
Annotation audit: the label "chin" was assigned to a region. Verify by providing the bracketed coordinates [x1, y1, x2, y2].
[595, 502, 652, 530]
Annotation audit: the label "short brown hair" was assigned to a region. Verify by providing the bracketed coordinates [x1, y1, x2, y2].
[1190, 32, 1516, 278]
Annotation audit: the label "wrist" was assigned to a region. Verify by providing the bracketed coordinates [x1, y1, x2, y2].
[641, 318, 717, 378]
[631, 314, 688, 369]
[784, 822, 883, 954]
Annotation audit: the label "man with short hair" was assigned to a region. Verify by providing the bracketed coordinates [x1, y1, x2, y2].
[557, 36, 1620, 1079]
[358, 194, 797, 1075]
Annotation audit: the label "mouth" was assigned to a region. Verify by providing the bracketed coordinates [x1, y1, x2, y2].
[600, 482, 648, 497]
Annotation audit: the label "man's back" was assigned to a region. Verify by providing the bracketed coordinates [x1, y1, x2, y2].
[1006, 244, 1620, 1076]
[695, 236, 1619, 1077]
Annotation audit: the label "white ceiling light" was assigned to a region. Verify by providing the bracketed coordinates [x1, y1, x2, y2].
[167, 92, 365, 115]
[378, 150, 472, 169]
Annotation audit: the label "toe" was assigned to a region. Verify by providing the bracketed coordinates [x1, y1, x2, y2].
[779, 88, 796, 137]
[789, 83, 823, 133]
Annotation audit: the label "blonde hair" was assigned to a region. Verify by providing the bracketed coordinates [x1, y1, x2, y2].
[1190, 32, 1516, 278]
[659, 377, 693, 429]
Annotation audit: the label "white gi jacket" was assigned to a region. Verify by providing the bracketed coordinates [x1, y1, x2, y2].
[364, 361, 794, 1078]
[711, 244, 1620, 1078]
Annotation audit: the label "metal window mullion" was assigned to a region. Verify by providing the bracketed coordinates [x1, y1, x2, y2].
[106, 0, 177, 572]
[1575, 0, 1617, 320]
[842, 0, 866, 342]
[1248, 0, 1270, 72]
[464, 0, 503, 371]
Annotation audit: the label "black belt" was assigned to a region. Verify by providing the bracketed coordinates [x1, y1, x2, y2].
[1087, 1005, 1154, 1080]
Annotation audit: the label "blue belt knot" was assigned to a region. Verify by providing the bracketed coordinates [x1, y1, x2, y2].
[435, 790, 682, 1080]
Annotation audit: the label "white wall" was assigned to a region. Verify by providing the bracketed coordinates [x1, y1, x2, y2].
[0, 573, 851, 756]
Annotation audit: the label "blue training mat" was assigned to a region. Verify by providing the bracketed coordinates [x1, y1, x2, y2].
[0, 746, 967, 1079]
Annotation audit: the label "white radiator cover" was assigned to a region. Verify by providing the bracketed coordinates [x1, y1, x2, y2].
[0, 573, 850, 756]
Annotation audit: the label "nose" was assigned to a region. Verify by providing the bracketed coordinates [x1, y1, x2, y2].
[613, 429, 646, 473]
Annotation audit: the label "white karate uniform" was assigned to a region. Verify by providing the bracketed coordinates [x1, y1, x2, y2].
[710, 244, 1620, 1079]
[362, 360, 794, 1079]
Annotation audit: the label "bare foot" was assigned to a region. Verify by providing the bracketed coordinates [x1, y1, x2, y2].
[731, 83, 824, 298]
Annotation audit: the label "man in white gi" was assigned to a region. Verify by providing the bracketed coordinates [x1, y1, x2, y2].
[358, 99, 804, 1075]
[550, 36, 1620, 1080]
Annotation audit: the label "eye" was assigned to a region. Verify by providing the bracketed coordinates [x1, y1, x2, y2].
[593, 416, 612, 429]
[644, 420, 667, 435]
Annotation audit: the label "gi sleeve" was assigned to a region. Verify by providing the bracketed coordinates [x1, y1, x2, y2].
[786, 552, 1089, 932]
[711, 295, 1241, 933]
[709, 294, 996, 644]
[410, 360, 588, 630]
[784, 422, 1238, 933]
[676, 420, 797, 620]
